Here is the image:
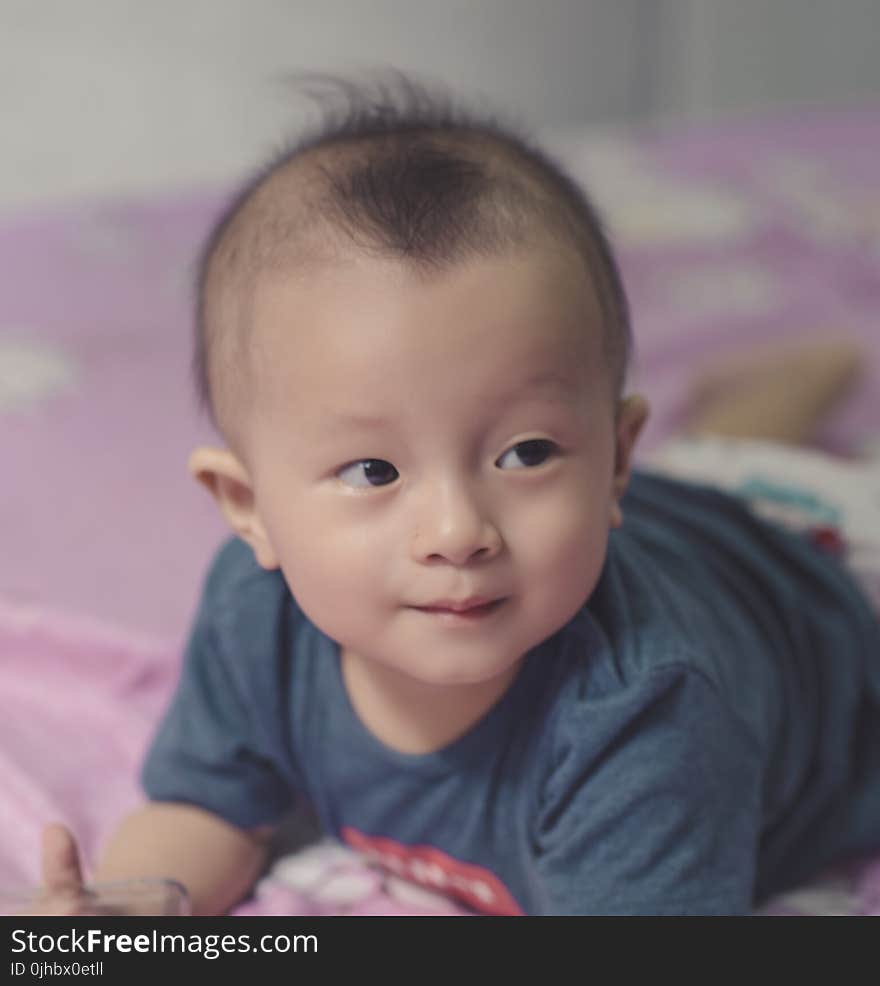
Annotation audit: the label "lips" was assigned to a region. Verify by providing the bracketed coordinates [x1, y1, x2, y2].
[418, 596, 497, 613]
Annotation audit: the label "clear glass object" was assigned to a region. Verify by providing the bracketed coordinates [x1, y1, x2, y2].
[0, 877, 190, 916]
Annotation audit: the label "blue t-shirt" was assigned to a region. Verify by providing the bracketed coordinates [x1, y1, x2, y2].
[142, 471, 880, 915]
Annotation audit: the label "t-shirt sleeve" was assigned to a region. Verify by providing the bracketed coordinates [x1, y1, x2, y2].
[533, 663, 764, 915]
[140, 546, 298, 829]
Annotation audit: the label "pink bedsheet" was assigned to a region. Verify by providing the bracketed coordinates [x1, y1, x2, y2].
[0, 601, 170, 893]
[2, 104, 880, 915]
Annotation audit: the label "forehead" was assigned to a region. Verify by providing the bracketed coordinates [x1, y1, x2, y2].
[248, 246, 605, 419]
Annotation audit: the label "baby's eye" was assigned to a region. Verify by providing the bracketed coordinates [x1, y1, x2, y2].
[496, 439, 558, 470]
[336, 458, 399, 488]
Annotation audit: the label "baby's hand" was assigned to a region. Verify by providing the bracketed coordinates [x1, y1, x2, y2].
[35, 822, 93, 915]
[33, 824, 189, 915]
[23, 824, 188, 915]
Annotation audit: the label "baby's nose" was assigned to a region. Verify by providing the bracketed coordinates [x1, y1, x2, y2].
[411, 484, 502, 565]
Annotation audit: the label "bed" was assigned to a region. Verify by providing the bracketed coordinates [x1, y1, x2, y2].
[2, 104, 879, 916]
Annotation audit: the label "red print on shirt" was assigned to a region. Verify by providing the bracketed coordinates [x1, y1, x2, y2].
[341, 827, 524, 916]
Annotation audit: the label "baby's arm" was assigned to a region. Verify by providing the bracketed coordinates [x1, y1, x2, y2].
[42, 803, 275, 916]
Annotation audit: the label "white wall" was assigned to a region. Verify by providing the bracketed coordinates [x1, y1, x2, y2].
[2, 0, 880, 212]
[654, 0, 880, 121]
[0, 0, 650, 209]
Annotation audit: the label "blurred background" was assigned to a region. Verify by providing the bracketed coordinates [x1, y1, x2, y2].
[3, 0, 880, 209]
[1, 0, 879, 639]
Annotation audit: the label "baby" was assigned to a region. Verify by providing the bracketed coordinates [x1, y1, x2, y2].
[40, 76, 880, 916]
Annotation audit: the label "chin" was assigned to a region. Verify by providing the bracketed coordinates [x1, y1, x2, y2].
[406, 658, 522, 689]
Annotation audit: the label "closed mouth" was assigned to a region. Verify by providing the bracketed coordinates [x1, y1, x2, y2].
[417, 599, 505, 617]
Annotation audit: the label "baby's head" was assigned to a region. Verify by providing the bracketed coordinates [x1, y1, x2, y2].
[195, 75, 635, 442]
[189, 75, 648, 695]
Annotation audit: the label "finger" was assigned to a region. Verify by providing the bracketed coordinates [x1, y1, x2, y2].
[41, 823, 85, 896]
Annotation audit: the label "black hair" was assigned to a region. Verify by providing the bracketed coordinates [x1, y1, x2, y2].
[193, 71, 632, 432]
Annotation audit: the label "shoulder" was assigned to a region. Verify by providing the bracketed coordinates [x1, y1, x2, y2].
[198, 537, 293, 628]
[542, 599, 764, 796]
[201, 536, 278, 604]
[624, 467, 748, 513]
[590, 468, 802, 685]
[620, 468, 775, 557]
[532, 653, 765, 913]
[143, 537, 305, 827]
[537, 657, 764, 878]
[189, 537, 305, 682]
[547, 654, 753, 764]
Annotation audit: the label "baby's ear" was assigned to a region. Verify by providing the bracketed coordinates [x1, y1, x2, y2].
[187, 447, 279, 569]
[610, 395, 650, 528]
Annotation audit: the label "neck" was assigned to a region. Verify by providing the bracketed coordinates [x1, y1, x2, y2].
[340, 650, 525, 756]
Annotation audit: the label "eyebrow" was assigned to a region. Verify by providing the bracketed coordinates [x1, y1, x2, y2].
[328, 371, 578, 429]
[491, 371, 579, 404]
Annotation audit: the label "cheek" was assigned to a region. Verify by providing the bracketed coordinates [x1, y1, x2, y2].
[265, 501, 385, 609]
[285, 529, 361, 582]
[508, 484, 609, 594]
